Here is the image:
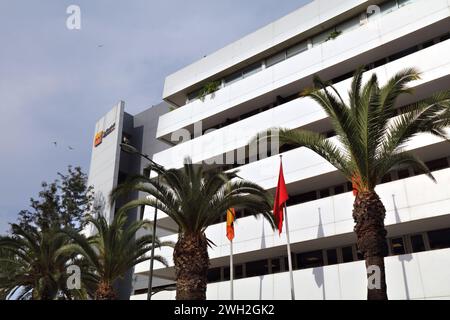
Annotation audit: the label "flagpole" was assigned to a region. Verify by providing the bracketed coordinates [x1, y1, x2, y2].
[279, 154, 295, 301]
[230, 239, 234, 300]
[284, 203, 296, 300]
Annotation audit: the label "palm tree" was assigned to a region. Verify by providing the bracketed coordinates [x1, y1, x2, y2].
[59, 211, 172, 300]
[0, 225, 76, 300]
[112, 159, 276, 300]
[263, 67, 450, 300]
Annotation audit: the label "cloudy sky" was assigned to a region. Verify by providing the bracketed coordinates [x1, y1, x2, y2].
[0, 0, 311, 233]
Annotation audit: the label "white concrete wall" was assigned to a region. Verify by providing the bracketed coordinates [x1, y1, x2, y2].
[131, 248, 450, 300]
[86, 101, 125, 225]
[134, 167, 450, 274]
[163, 0, 369, 99]
[154, 39, 450, 169]
[158, 0, 450, 138]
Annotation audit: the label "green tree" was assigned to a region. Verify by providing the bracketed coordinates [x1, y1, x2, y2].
[17, 166, 93, 233]
[0, 225, 84, 300]
[112, 159, 276, 300]
[59, 211, 172, 300]
[266, 68, 450, 300]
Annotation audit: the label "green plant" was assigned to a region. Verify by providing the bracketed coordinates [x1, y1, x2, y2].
[255, 67, 450, 300]
[0, 225, 83, 300]
[325, 30, 342, 42]
[59, 211, 172, 300]
[111, 159, 276, 300]
[198, 81, 221, 101]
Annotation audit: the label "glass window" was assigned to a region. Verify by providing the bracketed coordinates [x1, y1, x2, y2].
[207, 268, 221, 283]
[390, 237, 406, 255]
[266, 51, 286, 68]
[380, 0, 398, 15]
[270, 258, 281, 274]
[312, 29, 332, 46]
[246, 260, 269, 278]
[428, 228, 450, 250]
[286, 41, 308, 58]
[410, 234, 426, 253]
[296, 250, 324, 269]
[242, 62, 262, 78]
[337, 16, 360, 33]
[326, 249, 338, 265]
[397, 169, 410, 179]
[224, 71, 242, 86]
[319, 188, 330, 199]
[235, 264, 243, 279]
[426, 158, 449, 172]
[398, 0, 414, 7]
[381, 173, 392, 183]
[342, 246, 354, 263]
[334, 185, 345, 195]
[223, 266, 230, 281]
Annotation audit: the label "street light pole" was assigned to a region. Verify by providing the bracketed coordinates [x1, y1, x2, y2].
[120, 143, 161, 301]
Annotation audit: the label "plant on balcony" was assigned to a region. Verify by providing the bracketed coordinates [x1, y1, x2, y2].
[112, 158, 276, 300]
[198, 80, 221, 102]
[59, 211, 173, 300]
[325, 30, 342, 42]
[254, 67, 450, 300]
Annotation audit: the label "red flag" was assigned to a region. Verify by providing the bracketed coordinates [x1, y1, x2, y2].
[226, 208, 236, 241]
[273, 161, 289, 235]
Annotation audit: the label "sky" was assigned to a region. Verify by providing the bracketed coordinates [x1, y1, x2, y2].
[0, 0, 311, 234]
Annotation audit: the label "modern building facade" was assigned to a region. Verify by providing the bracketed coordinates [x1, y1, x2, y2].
[89, 0, 450, 300]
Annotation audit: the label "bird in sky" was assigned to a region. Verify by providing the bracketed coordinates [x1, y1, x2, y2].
[68, 146, 74, 151]
[53, 141, 57, 147]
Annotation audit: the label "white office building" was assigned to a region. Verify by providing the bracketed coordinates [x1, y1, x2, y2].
[88, 0, 450, 300]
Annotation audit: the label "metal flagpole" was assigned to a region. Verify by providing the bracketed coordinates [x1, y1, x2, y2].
[230, 239, 234, 300]
[284, 203, 296, 300]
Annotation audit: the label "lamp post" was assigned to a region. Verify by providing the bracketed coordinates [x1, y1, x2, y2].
[120, 143, 161, 301]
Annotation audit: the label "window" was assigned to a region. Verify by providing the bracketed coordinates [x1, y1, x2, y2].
[397, 169, 410, 179]
[207, 268, 221, 283]
[286, 42, 308, 58]
[242, 63, 262, 78]
[381, 173, 392, 183]
[428, 228, 450, 250]
[426, 158, 449, 172]
[380, 0, 398, 15]
[334, 185, 345, 195]
[296, 250, 324, 269]
[224, 71, 242, 86]
[270, 258, 281, 274]
[319, 188, 330, 199]
[266, 51, 286, 68]
[326, 249, 338, 265]
[390, 237, 406, 255]
[341, 246, 354, 263]
[337, 16, 360, 33]
[398, 0, 414, 7]
[246, 260, 269, 278]
[410, 234, 426, 253]
[223, 264, 244, 280]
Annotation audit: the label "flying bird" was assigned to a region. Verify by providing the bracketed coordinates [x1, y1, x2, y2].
[53, 141, 57, 147]
[68, 146, 74, 151]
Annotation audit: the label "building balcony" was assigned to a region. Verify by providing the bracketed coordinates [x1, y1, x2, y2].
[156, 0, 450, 141]
[153, 37, 450, 170]
[132, 248, 450, 300]
[134, 167, 450, 277]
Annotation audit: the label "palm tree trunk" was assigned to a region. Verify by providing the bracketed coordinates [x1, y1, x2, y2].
[94, 282, 117, 300]
[353, 191, 388, 300]
[174, 233, 209, 300]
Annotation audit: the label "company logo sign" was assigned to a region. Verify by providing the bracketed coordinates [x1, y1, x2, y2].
[94, 123, 116, 147]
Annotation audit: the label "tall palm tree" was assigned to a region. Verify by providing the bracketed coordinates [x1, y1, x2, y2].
[112, 159, 276, 300]
[59, 211, 172, 300]
[263, 67, 450, 300]
[0, 225, 76, 300]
